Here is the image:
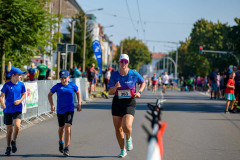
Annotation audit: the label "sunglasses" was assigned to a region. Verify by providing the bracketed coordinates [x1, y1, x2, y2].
[120, 59, 128, 64]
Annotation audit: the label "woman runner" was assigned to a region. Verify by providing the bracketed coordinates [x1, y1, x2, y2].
[108, 54, 145, 158]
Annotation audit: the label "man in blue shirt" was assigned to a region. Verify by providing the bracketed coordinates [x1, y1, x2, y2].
[48, 70, 81, 156]
[73, 65, 82, 78]
[0, 68, 26, 156]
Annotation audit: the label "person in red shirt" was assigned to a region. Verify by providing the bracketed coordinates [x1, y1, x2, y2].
[225, 71, 236, 113]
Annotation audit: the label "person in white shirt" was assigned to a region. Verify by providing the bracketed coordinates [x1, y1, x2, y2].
[161, 71, 169, 93]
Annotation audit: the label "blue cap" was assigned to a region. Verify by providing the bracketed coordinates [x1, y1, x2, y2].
[59, 70, 69, 78]
[229, 69, 233, 74]
[10, 67, 26, 75]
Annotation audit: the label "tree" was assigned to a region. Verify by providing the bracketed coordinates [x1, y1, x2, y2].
[189, 19, 233, 72]
[175, 18, 239, 77]
[0, 0, 58, 83]
[229, 18, 240, 57]
[65, 14, 96, 70]
[114, 38, 151, 71]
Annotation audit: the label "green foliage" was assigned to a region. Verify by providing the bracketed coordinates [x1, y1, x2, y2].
[229, 18, 240, 56]
[114, 38, 151, 70]
[66, 14, 96, 70]
[176, 18, 240, 77]
[0, 0, 58, 68]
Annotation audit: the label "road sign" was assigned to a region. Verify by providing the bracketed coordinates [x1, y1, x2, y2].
[67, 44, 77, 53]
[57, 43, 77, 53]
[57, 44, 66, 53]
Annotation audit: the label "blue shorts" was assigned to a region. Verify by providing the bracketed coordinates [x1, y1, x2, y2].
[91, 79, 95, 85]
[211, 82, 218, 91]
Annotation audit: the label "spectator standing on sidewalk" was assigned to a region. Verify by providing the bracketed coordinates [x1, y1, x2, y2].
[225, 71, 236, 113]
[216, 72, 221, 99]
[37, 60, 47, 80]
[233, 65, 240, 112]
[4, 61, 14, 83]
[209, 68, 218, 99]
[0, 68, 26, 156]
[46, 64, 51, 80]
[28, 63, 37, 81]
[48, 70, 81, 156]
[73, 65, 82, 78]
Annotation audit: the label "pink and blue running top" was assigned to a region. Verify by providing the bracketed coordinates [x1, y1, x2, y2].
[108, 69, 144, 98]
[152, 76, 158, 85]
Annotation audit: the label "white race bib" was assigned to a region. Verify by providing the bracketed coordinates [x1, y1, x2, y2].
[118, 90, 131, 99]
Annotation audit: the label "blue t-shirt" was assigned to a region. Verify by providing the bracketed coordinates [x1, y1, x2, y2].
[1, 81, 26, 113]
[108, 69, 144, 97]
[210, 72, 217, 83]
[73, 68, 82, 78]
[5, 66, 14, 78]
[50, 82, 78, 114]
[28, 68, 36, 80]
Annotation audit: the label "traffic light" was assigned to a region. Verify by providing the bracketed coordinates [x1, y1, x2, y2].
[199, 46, 203, 54]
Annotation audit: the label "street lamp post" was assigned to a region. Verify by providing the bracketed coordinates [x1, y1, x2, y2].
[82, 8, 103, 72]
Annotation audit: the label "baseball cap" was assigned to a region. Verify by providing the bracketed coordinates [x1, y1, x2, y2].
[108, 67, 112, 70]
[59, 69, 69, 78]
[119, 54, 129, 62]
[10, 67, 26, 75]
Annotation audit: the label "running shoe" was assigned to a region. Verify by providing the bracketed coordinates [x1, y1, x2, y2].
[225, 111, 229, 114]
[59, 141, 64, 153]
[5, 147, 11, 156]
[118, 149, 127, 158]
[63, 147, 69, 156]
[11, 140, 17, 153]
[233, 109, 237, 113]
[126, 137, 133, 151]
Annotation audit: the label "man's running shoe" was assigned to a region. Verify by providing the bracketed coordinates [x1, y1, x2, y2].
[126, 137, 133, 151]
[118, 149, 127, 158]
[5, 147, 11, 156]
[63, 147, 69, 156]
[11, 141, 17, 153]
[59, 141, 64, 153]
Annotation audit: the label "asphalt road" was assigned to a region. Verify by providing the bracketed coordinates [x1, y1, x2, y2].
[0, 89, 239, 160]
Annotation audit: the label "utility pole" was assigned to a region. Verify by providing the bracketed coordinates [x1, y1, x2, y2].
[176, 46, 178, 79]
[57, 0, 62, 79]
[82, 15, 87, 72]
[70, 21, 74, 69]
[120, 42, 123, 54]
[163, 56, 165, 71]
[167, 54, 169, 73]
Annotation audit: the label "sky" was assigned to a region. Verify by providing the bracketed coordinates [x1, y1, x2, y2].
[77, 0, 240, 53]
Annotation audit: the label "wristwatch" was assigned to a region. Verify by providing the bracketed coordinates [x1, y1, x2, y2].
[138, 91, 142, 94]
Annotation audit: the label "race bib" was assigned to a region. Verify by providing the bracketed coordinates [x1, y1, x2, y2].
[118, 90, 131, 99]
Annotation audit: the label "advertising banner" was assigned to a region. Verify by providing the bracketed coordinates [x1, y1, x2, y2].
[25, 82, 38, 110]
[92, 40, 103, 74]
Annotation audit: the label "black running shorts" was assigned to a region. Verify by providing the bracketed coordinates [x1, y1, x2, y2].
[112, 95, 136, 117]
[57, 111, 74, 127]
[4, 111, 22, 125]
